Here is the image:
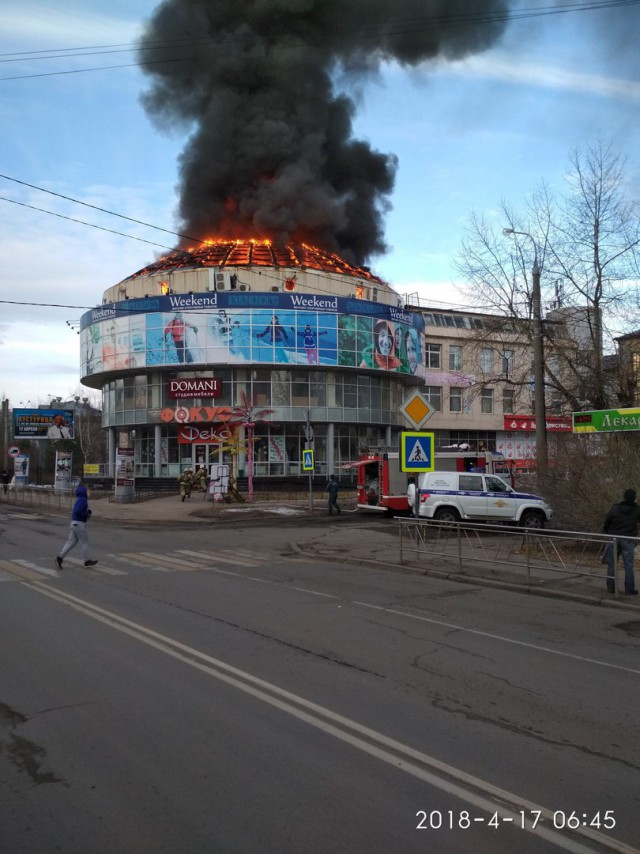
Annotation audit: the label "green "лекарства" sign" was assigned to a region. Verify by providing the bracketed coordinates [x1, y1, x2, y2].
[573, 408, 640, 433]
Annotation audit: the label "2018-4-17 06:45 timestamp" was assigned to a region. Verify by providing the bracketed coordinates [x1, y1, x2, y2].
[416, 810, 616, 831]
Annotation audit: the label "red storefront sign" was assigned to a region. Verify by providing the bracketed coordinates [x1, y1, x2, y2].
[160, 405, 232, 423]
[503, 415, 572, 432]
[168, 378, 221, 399]
[178, 425, 233, 444]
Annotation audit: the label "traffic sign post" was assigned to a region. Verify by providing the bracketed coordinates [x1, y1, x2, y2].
[400, 432, 435, 519]
[302, 448, 315, 511]
[400, 432, 435, 473]
[399, 390, 434, 430]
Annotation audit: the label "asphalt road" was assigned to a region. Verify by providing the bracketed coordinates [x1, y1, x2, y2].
[1, 509, 639, 854]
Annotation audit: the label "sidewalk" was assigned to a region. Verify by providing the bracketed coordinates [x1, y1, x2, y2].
[3, 490, 639, 611]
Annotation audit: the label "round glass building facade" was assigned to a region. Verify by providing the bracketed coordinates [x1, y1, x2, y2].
[80, 241, 425, 482]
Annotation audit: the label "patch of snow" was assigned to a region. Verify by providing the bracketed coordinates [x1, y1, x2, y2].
[224, 505, 304, 516]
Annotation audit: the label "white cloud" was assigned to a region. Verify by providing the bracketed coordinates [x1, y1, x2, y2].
[3, 3, 144, 46]
[446, 53, 640, 102]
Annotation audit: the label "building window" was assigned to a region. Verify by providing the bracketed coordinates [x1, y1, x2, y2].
[426, 344, 441, 369]
[481, 387, 494, 413]
[480, 348, 493, 373]
[449, 345, 462, 371]
[450, 387, 463, 413]
[425, 386, 442, 411]
[502, 349, 514, 375]
[502, 387, 515, 413]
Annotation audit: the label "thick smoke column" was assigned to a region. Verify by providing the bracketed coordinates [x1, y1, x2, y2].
[139, 1, 509, 263]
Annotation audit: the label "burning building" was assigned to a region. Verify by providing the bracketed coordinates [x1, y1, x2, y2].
[79, 238, 425, 484]
[78, 0, 515, 485]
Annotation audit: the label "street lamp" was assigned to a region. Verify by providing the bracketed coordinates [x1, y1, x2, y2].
[502, 228, 548, 474]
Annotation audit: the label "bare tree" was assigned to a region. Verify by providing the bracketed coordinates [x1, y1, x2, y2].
[456, 141, 640, 412]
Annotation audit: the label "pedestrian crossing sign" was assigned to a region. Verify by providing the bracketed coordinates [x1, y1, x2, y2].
[400, 432, 435, 472]
[302, 449, 315, 471]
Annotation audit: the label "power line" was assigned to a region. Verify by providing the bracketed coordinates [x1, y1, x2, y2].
[1, 0, 638, 81]
[0, 173, 200, 244]
[0, 196, 175, 251]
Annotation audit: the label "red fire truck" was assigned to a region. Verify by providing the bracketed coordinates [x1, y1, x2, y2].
[351, 448, 513, 514]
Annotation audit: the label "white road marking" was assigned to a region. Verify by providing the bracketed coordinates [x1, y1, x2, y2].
[12, 559, 58, 577]
[178, 548, 262, 566]
[23, 580, 633, 854]
[354, 601, 640, 676]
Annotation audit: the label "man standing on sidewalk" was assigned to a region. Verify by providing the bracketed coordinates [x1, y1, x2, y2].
[603, 487, 640, 595]
[56, 485, 98, 569]
[326, 474, 341, 515]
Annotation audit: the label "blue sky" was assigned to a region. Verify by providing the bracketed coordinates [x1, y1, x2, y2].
[1, 0, 639, 405]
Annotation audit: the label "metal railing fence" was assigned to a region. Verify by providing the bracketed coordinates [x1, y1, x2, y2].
[398, 518, 637, 596]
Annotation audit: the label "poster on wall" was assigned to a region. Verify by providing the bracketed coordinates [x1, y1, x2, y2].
[268, 436, 286, 464]
[54, 451, 73, 491]
[14, 454, 29, 486]
[115, 447, 134, 486]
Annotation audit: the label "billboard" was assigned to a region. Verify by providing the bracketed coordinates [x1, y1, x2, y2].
[13, 409, 75, 440]
[79, 294, 427, 380]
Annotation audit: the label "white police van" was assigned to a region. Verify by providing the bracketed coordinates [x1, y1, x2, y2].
[407, 471, 553, 529]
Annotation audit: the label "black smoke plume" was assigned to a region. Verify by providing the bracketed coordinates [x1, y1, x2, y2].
[138, 1, 510, 263]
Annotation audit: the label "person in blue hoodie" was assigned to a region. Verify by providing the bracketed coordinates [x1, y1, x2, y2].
[56, 485, 98, 569]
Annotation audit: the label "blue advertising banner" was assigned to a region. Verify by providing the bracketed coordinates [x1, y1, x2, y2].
[14, 409, 75, 440]
[80, 295, 426, 379]
[80, 292, 420, 329]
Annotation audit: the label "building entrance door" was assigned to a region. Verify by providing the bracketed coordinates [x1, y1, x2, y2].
[193, 444, 223, 468]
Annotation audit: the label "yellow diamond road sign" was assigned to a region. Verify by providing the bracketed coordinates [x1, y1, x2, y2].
[399, 389, 434, 430]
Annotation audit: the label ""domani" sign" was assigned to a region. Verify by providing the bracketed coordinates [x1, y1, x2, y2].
[168, 378, 221, 399]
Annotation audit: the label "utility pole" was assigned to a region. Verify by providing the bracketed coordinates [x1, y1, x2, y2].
[305, 410, 314, 511]
[503, 229, 548, 475]
[1, 398, 9, 465]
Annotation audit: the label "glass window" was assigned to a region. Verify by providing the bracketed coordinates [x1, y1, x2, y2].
[272, 371, 290, 407]
[486, 476, 509, 493]
[343, 383, 357, 408]
[480, 348, 493, 372]
[449, 345, 462, 371]
[310, 373, 326, 407]
[426, 344, 441, 369]
[357, 376, 370, 410]
[450, 387, 463, 413]
[502, 349, 514, 375]
[502, 387, 515, 413]
[292, 374, 309, 406]
[370, 377, 381, 410]
[425, 386, 442, 411]
[481, 387, 494, 413]
[459, 475, 484, 492]
[134, 376, 147, 410]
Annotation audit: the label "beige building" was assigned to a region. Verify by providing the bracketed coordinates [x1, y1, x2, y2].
[404, 299, 573, 459]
